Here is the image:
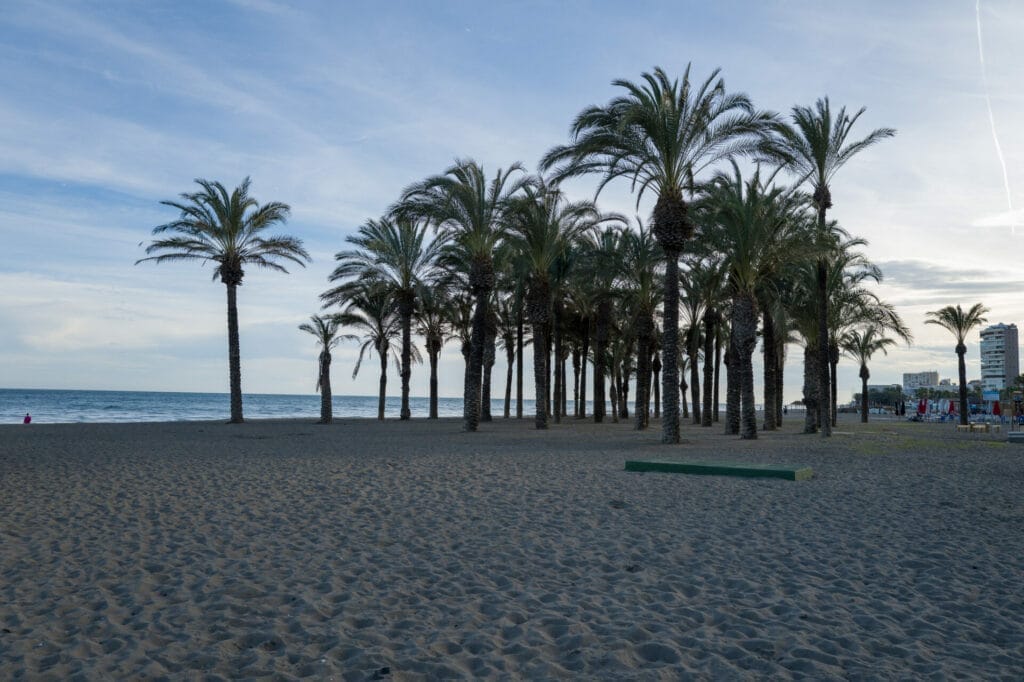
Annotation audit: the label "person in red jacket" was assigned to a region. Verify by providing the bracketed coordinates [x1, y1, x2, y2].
[23, 413, 31, 424]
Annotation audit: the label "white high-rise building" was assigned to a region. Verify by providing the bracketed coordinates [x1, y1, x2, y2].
[903, 371, 939, 391]
[979, 323, 1019, 390]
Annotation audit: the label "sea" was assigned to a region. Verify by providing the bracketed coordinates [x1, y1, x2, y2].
[0, 388, 546, 424]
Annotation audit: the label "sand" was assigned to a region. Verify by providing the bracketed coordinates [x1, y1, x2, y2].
[1, 414, 1022, 679]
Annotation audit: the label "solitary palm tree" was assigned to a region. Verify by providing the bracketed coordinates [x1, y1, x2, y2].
[298, 315, 353, 424]
[925, 303, 989, 426]
[760, 99, 895, 437]
[324, 217, 442, 420]
[841, 326, 901, 423]
[395, 160, 528, 431]
[542, 65, 773, 443]
[138, 177, 310, 423]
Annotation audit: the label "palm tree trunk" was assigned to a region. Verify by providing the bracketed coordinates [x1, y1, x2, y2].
[572, 345, 581, 418]
[714, 331, 722, 422]
[957, 346, 969, 426]
[516, 308, 524, 419]
[377, 345, 387, 421]
[634, 315, 653, 431]
[579, 323, 589, 419]
[461, 338, 471, 420]
[610, 367, 619, 423]
[553, 301, 564, 423]
[803, 345, 819, 434]
[652, 353, 661, 419]
[532, 324, 549, 430]
[661, 255, 681, 443]
[689, 328, 701, 425]
[546, 325, 553, 418]
[830, 343, 839, 427]
[527, 286, 550, 430]
[701, 310, 715, 427]
[762, 311, 777, 431]
[775, 339, 785, 428]
[735, 295, 758, 440]
[860, 364, 870, 423]
[481, 324, 496, 422]
[225, 282, 244, 423]
[619, 359, 631, 419]
[464, 287, 489, 432]
[681, 367, 689, 419]
[725, 329, 740, 435]
[429, 348, 439, 419]
[503, 347, 514, 418]
[594, 300, 610, 423]
[319, 351, 332, 424]
[816, 257, 832, 437]
[561, 350, 568, 418]
[399, 298, 413, 420]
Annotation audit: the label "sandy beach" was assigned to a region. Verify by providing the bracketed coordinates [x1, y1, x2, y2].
[2, 415, 1022, 679]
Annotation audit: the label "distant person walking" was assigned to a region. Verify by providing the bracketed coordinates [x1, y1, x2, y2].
[23, 413, 31, 424]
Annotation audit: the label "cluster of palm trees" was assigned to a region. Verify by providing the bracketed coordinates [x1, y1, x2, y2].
[140, 64, 915, 439]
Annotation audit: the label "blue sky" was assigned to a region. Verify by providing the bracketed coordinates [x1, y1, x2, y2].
[2, 1, 1022, 403]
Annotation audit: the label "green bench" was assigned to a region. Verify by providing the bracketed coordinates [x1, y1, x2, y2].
[625, 459, 813, 481]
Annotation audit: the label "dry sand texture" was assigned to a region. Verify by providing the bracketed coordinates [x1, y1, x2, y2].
[1, 416, 1023, 679]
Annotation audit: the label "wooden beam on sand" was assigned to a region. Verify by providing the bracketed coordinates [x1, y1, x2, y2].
[625, 460, 813, 481]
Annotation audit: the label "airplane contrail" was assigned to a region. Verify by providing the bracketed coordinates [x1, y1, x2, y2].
[975, 0, 1016, 233]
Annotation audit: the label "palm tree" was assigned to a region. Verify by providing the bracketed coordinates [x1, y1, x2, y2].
[138, 177, 310, 423]
[414, 285, 453, 419]
[333, 282, 406, 420]
[298, 315, 353, 424]
[841, 326, 900, 423]
[926, 303, 989, 426]
[505, 179, 602, 429]
[395, 160, 527, 431]
[324, 217, 442, 420]
[760, 98, 895, 437]
[541, 65, 773, 444]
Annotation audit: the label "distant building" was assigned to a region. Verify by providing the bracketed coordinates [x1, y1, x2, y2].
[980, 323, 1019, 390]
[903, 371, 939, 391]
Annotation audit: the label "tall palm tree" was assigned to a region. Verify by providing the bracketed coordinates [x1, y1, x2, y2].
[541, 65, 774, 443]
[414, 285, 453, 419]
[298, 315, 353, 424]
[505, 179, 602, 429]
[760, 98, 895, 437]
[395, 160, 527, 431]
[333, 282, 406, 420]
[324, 217, 443, 420]
[841, 326, 900, 423]
[494, 294, 519, 419]
[926, 303, 989, 426]
[138, 177, 310, 423]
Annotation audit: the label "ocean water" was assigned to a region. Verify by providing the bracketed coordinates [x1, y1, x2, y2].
[0, 388, 549, 424]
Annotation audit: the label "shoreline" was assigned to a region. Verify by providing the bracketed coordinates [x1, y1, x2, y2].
[2, 416, 1021, 678]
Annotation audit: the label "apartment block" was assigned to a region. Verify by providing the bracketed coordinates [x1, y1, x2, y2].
[979, 323, 1020, 390]
[902, 371, 939, 391]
